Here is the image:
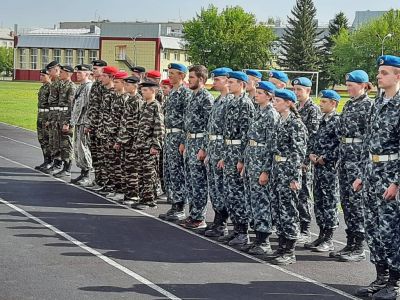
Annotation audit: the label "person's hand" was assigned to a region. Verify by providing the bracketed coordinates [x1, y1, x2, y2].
[150, 147, 159, 155]
[217, 159, 224, 169]
[84, 127, 91, 134]
[237, 161, 244, 173]
[197, 149, 206, 161]
[204, 156, 209, 165]
[45, 121, 50, 128]
[290, 180, 301, 191]
[309, 154, 318, 165]
[113, 143, 121, 151]
[353, 178, 363, 192]
[317, 156, 325, 165]
[259, 172, 269, 186]
[62, 124, 69, 133]
[383, 183, 399, 201]
[179, 144, 185, 155]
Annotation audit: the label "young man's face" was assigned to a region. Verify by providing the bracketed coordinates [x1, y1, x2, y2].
[141, 87, 155, 100]
[113, 79, 125, 92]
[48, 67, 59, 78]
[76, 71, 88, 83]
[92, 66, 103, 78]
[272, 97, 290, 113]
[125, 82, 137, 94]
[168, 69, 185, 85]
[188, 71, 201, 90]
[161, 84, 171, 96]
[100, 74, 112, 85]
[246, 75, 259, 92]
[227, 78, 243, 94]
[346, 81, 364, 98]
[255, 89, 272, 104]
[212, 76, 227, 92]
[40, 74, 49, 83]
[293, 85, 310, 101]
[59, 70, 71, 81]
[377, 66, 400, 89]
[319, 98, 337, 114]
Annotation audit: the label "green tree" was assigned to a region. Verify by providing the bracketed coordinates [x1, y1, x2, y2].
[278, 0, 323, 72]
[0, 47, 13, 76]
[183, 5, 276, 71]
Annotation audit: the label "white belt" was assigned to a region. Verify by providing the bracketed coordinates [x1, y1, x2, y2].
[225, 139, 241, 145]
[49, 107, 59, 111]
[274, 155, 287, 162]
[59, 107, 68, 111]
[187, 132, 205, 139]
[166, 128, 182, 134]
[38, 108, 49, 112]
[369, 153, 399, 163]
[209, 134, 223, 141]
[341, 137, 363, 144]
[248, 140, 265, 147]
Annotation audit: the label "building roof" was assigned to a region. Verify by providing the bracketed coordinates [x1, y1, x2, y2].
[352, 10, 386, 28]
[16, 35, 99, 49]
[0, 28, 13, 41]
[160, 36, 185, 50]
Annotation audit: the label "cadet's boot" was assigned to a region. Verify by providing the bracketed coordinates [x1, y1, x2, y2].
[35, 157, 49, 171]
[45, 159, 62, 174]
[40, 158, 54, 172]
[314, 228, 334, 252]
[355, 263, 389, 297]
[248, 231, 273, 255]
[164, 202, 186, 221]
[304, 226, 324, 250]
[159, 203, 178, 220]
[228, 223, 249, 246]
[372, 269, 400, 300]
[271, 238, 296, 265]
[53, 161, 71, 177]
[297, 222, 312, 244]
[338, 232, 366, 262]
[264, 235, 286, 261]
[71, 170, 86, 184]
[218, 222, 238, 243]
[329, 229, 354, 258]
[205, 210, 228, 237]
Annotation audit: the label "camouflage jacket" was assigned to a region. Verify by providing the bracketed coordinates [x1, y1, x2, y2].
[86, 80, 104, 129]
[117, 93, 144, 145]
[222, 92, 255, 161]
[136, 100, 165, 151]
[270, 112, 308, 182]
[156, 89, 164, 104]
[310, 111, 341, 164]
[184, 87, 213, 149]
[58, 80, 76, 125]
[71, 81, 93, 126]
[97, 87, 115, 140]
[47, 78, 62, 122]
[37, 82, 51, 109]
[106, 92, 129, 143]
[296, 98, 321, 164]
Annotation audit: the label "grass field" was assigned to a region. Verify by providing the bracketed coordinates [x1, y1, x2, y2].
[0, 81, 351, 131]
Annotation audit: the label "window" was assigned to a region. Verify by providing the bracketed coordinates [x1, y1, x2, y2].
[115, 45, 127, 60]
[174, 51, 179, 61]
[89, 50, 97, 62]
[184, 53, 189, 62]
[65, 49, 73, 65]
[77, 49, 84, 64]
[53, 49, 61, 63]
[42, 49, 49, 68]
[19, 48, 28, 69]
[163, 50, 169, 60]
[30, 48, 38, 69]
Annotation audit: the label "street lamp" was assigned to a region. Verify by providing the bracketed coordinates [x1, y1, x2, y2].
[131, 34, 142, 66]
[377, 33, 393, 56]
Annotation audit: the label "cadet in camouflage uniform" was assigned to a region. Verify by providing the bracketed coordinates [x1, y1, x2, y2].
[217, 71, 255, 246]
[161, 79, 172, 101]
[35, 68, 52, 171]
[145, 70, 164, 104]
[268, 70, 288, 89]
[330, 70, 372, 262]
[179, 65, 213, 229]
[241, 81, 278, 255]
[70, 64, 93, 186]
[159, 63, 192, 222]
[85, 59, 107, 189]
[131, 81, 164, 210]
[354, 55, 400, 300]
[204, 67, 232, 238]
[306, 90, 341, 253]
[245, 70, 262, 106]
[116, 76, 143, 202]
[268, 89, 307, 266]
[44, 61, 63, 174]
[293, 77, 321, 244]
[53, 65, 76, 178]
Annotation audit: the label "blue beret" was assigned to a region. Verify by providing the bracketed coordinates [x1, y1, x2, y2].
[228, 71, 248, 82]
[320, 89, 341, 101]
[245, 69, 262, 79]
[269, 70, 289, 84]
[345, 70, 369, 83]
[256, 81, 276, 94]
[211, 67, 232, 78]
[292, 77, 312, 87]
[377, 55, 400, 68]
[168, 63, 188, 73]
[274, 89, 297, 103]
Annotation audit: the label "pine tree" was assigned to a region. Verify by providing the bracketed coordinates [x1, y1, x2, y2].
[278, 0, 322, 72]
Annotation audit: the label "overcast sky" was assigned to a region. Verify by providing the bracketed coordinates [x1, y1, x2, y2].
[1, 0, 399, 29]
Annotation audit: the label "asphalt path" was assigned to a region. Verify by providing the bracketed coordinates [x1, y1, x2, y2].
[0, 122, 374, 300]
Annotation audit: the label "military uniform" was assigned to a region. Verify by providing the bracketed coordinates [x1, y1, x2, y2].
[36, 80, 51, 168]
[47, 78, 63, 167]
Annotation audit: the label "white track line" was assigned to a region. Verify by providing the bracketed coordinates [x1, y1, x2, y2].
[0, 196, 181, 300]
[0, 135, 41, 150]
[0, 153, 361, 300]
[0, 122, 35, 132]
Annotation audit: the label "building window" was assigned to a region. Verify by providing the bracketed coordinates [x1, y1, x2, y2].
[30, 48, 38, 69]
[42, 49, 49, 68]
[77, 49, 84, 64]
[184, 53, 189, 62]
[89, 50, 97, 62]
[19, 48, 28, 69]
[53, 49, 61, 63]
[115, 45, 127, 60]
[65, 49, 73, 65]
[163, 50, 169, 60]
[174, 51, 179, 61]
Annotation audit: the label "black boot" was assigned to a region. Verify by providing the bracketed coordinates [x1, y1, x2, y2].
[329, 229, 354, 258]
[304, 226, 324, 249]
[248, 231, 272, 255]
[40, 157, 54, 172]
[205, 210, 228, 237]
[271, 238, 296, 265]
[297, 222, 311, 244]
[71, 169, 86, 184]
[228, 223, 249, 246]
[314, 228, 335, 252]
[218, 222, 239, 243]
[35, 156, 49, 171]
[338, 232, 366, 262]
[163, 202, 185, 221]
[264, 235, 286, 261]
[54, 160, 71, 177]
[44, 159, 62, 174]
[372, 269, 400, 300]
[355, 263, 389, 297]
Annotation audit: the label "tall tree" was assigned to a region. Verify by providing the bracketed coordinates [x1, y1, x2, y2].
[0, 47, 13, 76]
[325, 12, 349, 51]
[183, 5, 276, 71]
[278, 0, 322, 72]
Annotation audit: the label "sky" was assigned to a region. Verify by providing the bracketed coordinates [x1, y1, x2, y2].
[1, 0, 400, 29]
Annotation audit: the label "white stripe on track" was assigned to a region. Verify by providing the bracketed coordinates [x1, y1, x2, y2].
[0, 135, 41, 150]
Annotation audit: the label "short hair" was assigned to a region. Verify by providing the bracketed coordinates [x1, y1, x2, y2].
[189, 65, 208, 83]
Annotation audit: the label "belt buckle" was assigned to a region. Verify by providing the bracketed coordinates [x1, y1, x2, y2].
[341, 137, 347, 143]
[187, 133, 191, 138]
[372, 155, 380, 163]
[249, 140, 255, 146]
[275, 155, 281, 162]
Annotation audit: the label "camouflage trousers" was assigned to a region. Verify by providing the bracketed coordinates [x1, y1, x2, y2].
[163, 132, 186, 204]
[121, 145, 139, 198]
[59, 126, 74, 162]
[338, 161, 365, 234]
[36, 112, 51, 159]
[313, 162, 339, 229]
[184, 138, 208, 221]
[137, 149, 158, 203]
[89, 133, 101, 184]
[104, 141, 123, 193]
[48, 112, 61, 159]
[73, 125, 92, 171]
[223, 144, 247, 225]
[270, 162, 300, 240]
[363, 161, 400, 268]
[298, 164, 313, 228]
[206, 141, 226, 214]
[96, 138, 108, 187]
[244, 150, 272, 233]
